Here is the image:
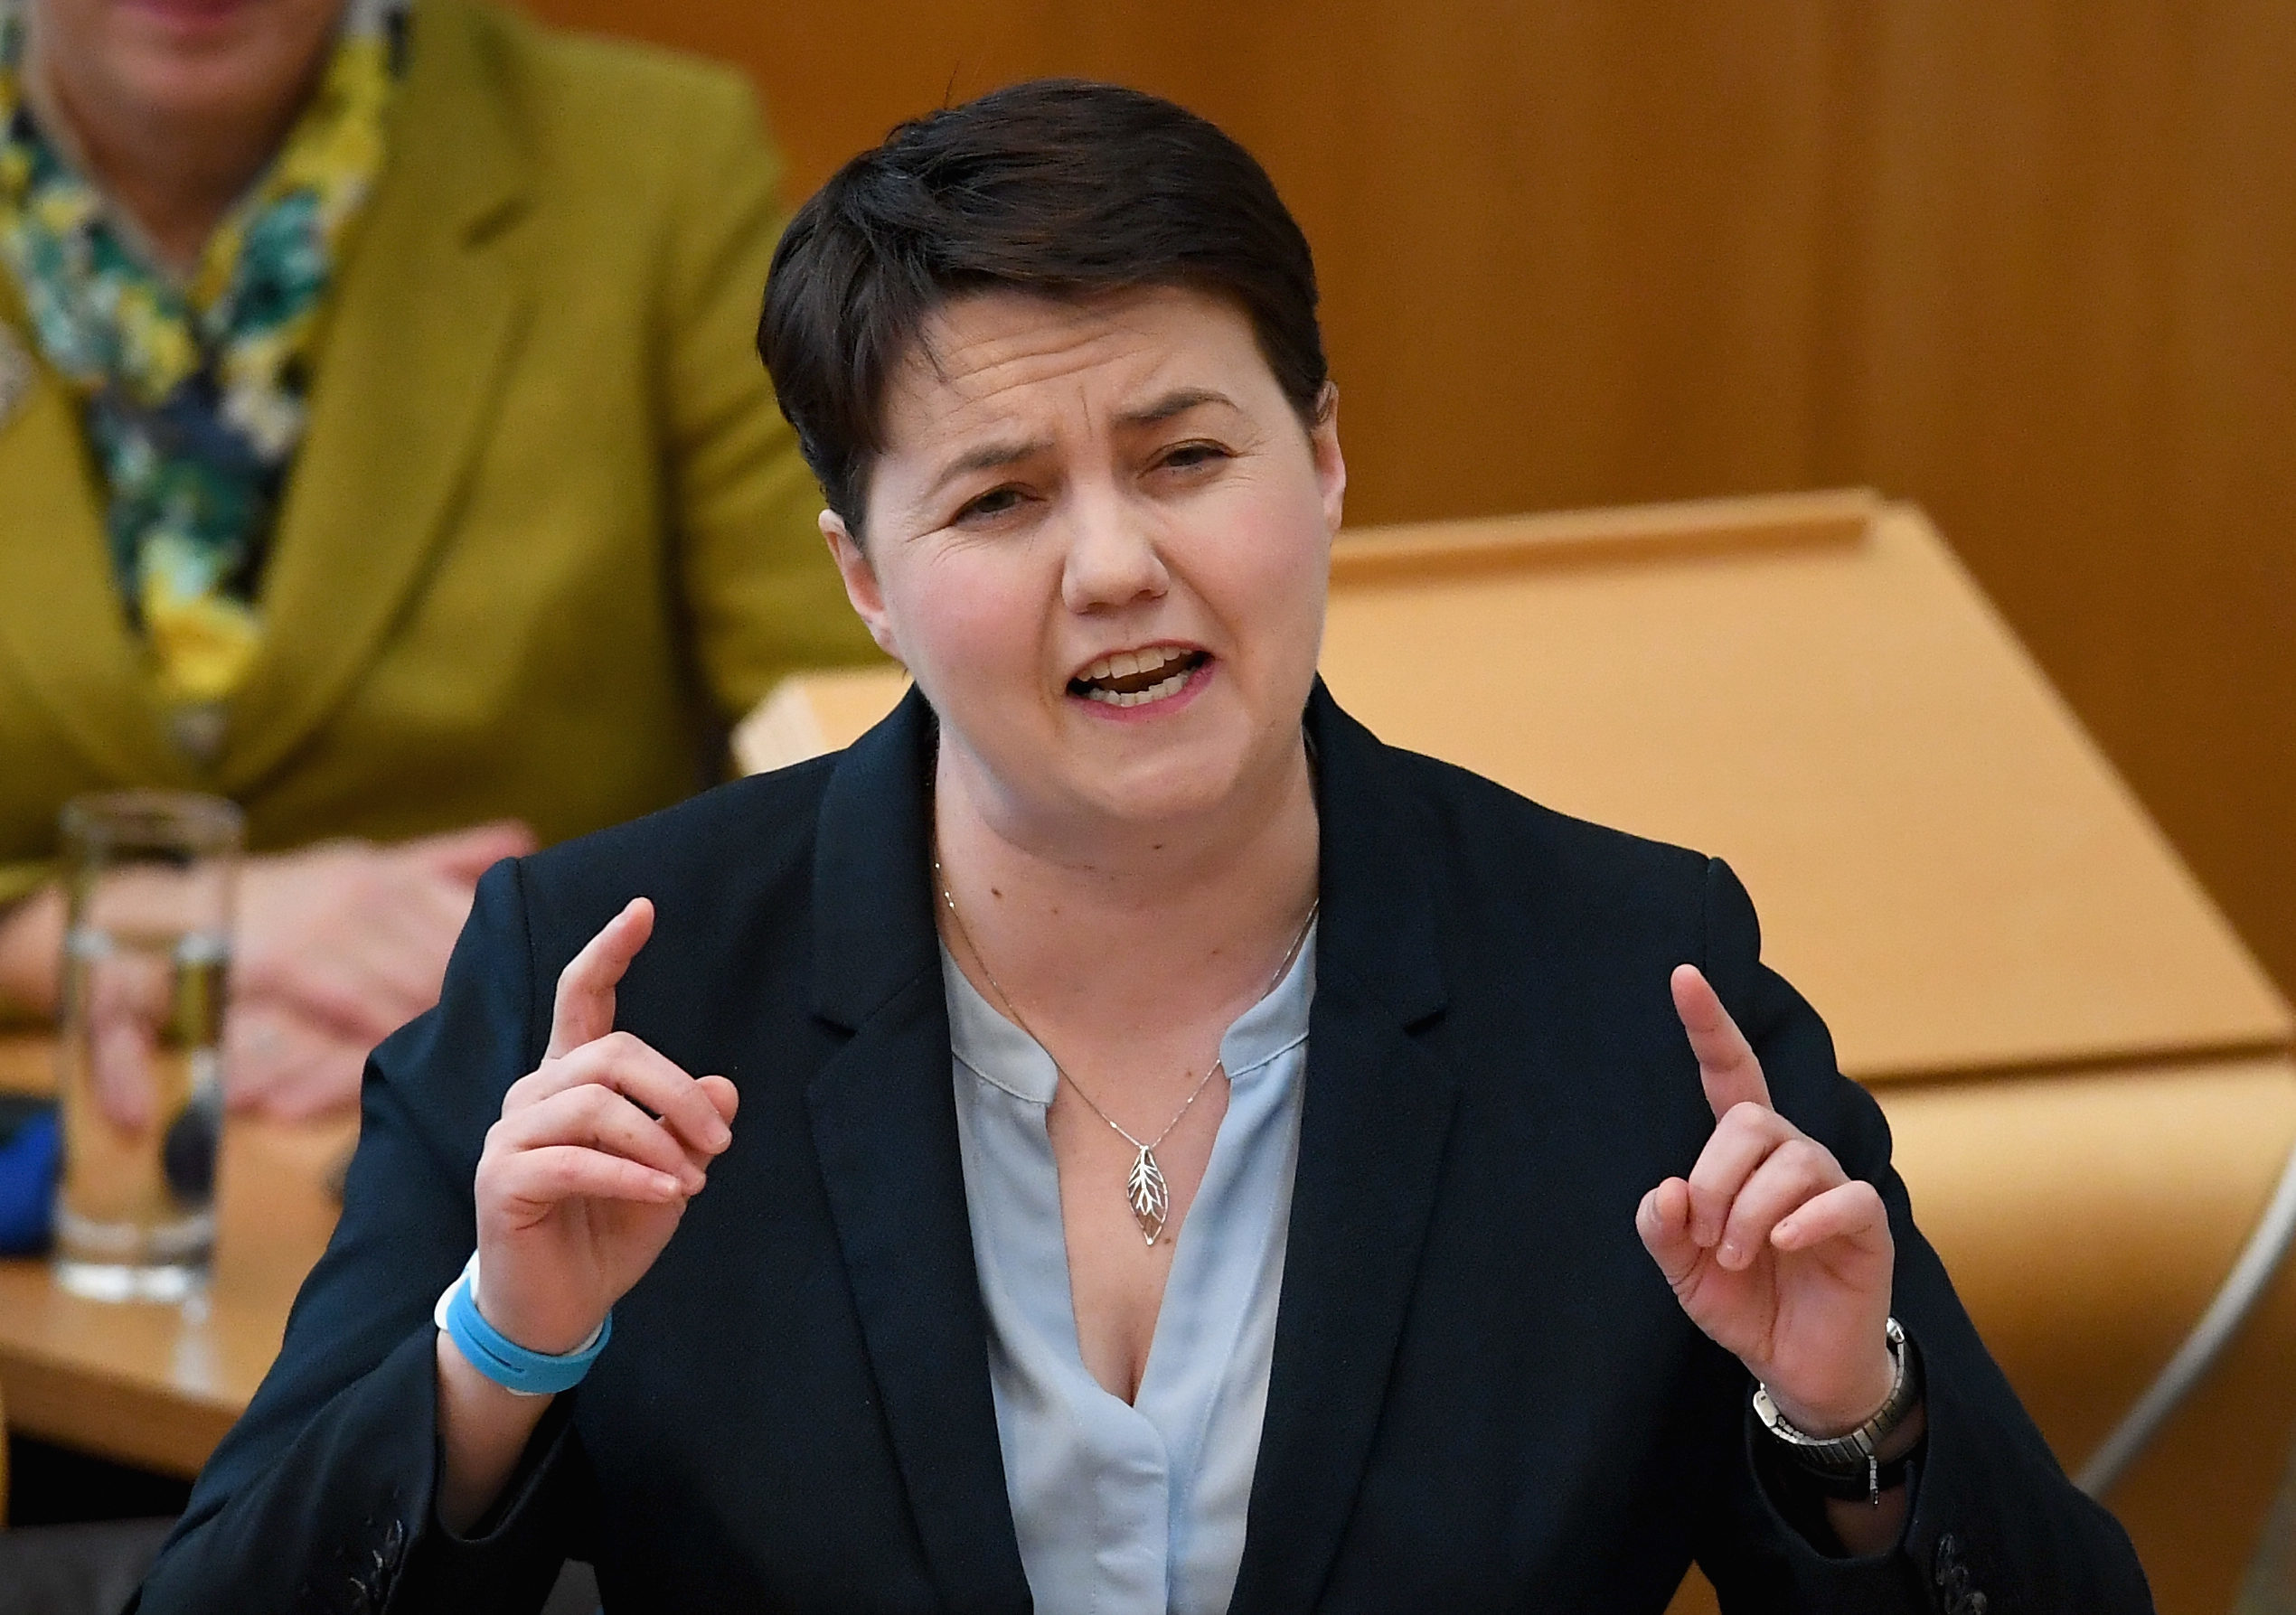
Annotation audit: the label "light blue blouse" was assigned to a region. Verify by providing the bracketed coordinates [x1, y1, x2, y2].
[942, 926, 1316, 1615]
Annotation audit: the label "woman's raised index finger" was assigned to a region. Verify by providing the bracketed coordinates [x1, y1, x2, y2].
[548, 898, 654, 1059]
[1670, 962, 1772, 1119]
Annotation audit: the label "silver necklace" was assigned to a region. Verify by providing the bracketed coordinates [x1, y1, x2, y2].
[933, 856, 1317, 1246]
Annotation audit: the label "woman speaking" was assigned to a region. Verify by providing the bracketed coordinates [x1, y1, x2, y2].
[136, 80, 2150, 1612]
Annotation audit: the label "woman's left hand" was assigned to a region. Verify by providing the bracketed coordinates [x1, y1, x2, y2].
[1636, 964, 1897, 1437]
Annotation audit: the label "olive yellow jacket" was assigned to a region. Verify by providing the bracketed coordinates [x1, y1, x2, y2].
[0, 0, 874, 910]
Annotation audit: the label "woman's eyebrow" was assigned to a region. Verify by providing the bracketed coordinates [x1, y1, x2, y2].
[924, 437, 1049, 500]
[1117, 387, 1236, 427]
[917, 388, 1237, 501]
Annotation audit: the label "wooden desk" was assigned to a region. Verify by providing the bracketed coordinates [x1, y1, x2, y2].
[0, 1034, 350, 1477]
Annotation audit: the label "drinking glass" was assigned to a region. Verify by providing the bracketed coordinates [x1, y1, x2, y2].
[52, 792, 242, 1302]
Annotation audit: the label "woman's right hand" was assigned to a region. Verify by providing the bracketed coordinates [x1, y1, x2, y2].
[467, 898, 738, 1356]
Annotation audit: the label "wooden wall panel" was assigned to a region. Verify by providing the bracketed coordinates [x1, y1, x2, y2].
[1831, 1, 2296, 1008]
[517, 0, 2296, 1001]
[528, 0, 1849, 513]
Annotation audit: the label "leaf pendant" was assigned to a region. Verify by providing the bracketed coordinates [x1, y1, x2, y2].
[1126, 1145, 1171, 1245]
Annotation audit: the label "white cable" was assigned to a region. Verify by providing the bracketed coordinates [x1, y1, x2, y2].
[2076, 1130, 2296, 1498]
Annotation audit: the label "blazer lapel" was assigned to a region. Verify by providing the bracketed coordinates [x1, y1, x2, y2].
[216, 0, 533, 795]
[805, 690, 1034, 1614]
[1229, 686, 1461, 1614]
[0, 282, 193, 785]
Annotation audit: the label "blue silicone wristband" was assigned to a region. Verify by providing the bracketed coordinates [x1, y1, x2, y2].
[437, 1254, 609, 1396]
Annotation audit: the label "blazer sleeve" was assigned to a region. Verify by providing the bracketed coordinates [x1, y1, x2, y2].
[652, 78, 884, 729]
[133, 860, 590, 1615]
[1689, 858, 2154, 1613]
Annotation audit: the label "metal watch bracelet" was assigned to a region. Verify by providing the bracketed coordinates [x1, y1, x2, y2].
[1752, 1317, 1924, 1507]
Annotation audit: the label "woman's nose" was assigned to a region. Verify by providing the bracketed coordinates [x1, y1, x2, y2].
[1059, 493, 1170, 614]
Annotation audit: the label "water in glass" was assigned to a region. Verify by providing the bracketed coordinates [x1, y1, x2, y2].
[52, 792, 241, 1303]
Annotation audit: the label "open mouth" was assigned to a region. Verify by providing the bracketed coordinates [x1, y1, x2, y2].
[1067, 645, 1209, 708]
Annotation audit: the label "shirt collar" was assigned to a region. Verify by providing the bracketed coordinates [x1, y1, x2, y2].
[943, 921, 1318, 1109]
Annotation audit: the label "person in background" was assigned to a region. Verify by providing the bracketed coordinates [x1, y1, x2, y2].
[0, 0, 875, 1115]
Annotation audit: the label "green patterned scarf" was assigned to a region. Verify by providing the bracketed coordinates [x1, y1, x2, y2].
[0, 0, 402, 708]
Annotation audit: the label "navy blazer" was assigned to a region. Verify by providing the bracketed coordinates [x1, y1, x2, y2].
[135, 686, 2150, 1613]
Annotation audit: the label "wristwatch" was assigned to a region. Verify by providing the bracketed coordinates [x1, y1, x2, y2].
[1753, 1317, 1924, 1507]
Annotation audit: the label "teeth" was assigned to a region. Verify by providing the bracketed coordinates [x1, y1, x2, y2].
[1081, 647, 1182, 680]
[1081, 662, 1194, 707]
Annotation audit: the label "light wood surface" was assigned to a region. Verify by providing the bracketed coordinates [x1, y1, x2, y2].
[0, 1035, 351, 1478]
[739, 493, 2291, 1082]
[1323, 493, 2291, 1078]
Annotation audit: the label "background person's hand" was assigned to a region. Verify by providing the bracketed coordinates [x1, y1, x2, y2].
[223, 821, 536, 1115]
[1635, 963, 1897, 1437]
[466, 898, 739, 1357]
[222, 1001, 378, 1122]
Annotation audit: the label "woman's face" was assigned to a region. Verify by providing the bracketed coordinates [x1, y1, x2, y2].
[28, 0, 345, 130]
[828, 285, 1344, 842]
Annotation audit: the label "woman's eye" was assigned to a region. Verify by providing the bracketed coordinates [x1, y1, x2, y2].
[1158, 442, 1231, 473]
[954, 486, 1027, 524]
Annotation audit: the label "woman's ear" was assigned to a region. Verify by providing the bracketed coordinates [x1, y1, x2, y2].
[1311, 382, 1346, 536]
[822, 511, 903, 662]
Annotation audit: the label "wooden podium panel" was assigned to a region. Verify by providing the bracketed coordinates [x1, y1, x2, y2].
[738, 490, 2290, 1082]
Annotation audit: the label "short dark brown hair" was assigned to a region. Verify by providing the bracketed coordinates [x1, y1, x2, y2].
[757, 79, 1327, 531]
